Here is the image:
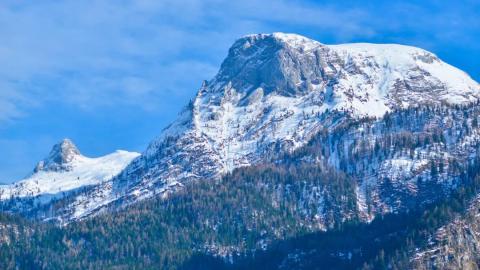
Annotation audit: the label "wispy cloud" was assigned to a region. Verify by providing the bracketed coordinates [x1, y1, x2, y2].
[0, 0, 379, 123]
[0, 0, 477, 122]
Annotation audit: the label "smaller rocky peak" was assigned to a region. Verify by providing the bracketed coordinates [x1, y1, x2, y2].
[34, 139, 81, 173]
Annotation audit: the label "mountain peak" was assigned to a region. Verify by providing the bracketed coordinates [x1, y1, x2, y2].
[34, 138, 81, 173]
[214, 33, 479, 111]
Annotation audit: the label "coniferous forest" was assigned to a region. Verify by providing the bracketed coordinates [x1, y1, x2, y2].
[2, 159, 480, 269]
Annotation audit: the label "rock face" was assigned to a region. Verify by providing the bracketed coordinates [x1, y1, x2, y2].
[4, 33, 480, 223]
[34, 139, 81, 173]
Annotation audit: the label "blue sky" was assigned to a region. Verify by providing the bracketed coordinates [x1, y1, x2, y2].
[0, 0, 479, 183]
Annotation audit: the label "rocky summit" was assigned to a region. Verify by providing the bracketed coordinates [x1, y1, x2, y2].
[34, 139, 81, 173]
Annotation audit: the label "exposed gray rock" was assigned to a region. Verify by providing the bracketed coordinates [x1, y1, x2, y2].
[34, 139, 80, 173]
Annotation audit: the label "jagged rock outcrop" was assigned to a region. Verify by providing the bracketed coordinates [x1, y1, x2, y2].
[34, 139, 81, 173]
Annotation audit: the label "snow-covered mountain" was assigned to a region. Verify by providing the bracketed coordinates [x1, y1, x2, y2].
[0, 139, 139, 203]
[39, 33, 478, 223]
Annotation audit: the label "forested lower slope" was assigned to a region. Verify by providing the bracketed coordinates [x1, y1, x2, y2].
[0, 163, 357, 269]
[3, 104, 480, 269]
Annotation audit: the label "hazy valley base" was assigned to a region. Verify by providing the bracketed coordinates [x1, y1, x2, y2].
[1, 33, 480, 269]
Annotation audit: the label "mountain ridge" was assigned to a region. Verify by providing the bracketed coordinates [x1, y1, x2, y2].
[3, 33, 480, 224]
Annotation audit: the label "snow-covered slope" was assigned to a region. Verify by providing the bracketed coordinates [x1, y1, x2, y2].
[14, 33, 480, 222]
[0, 139, 139, 202]
[139, 33, 478, 177]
